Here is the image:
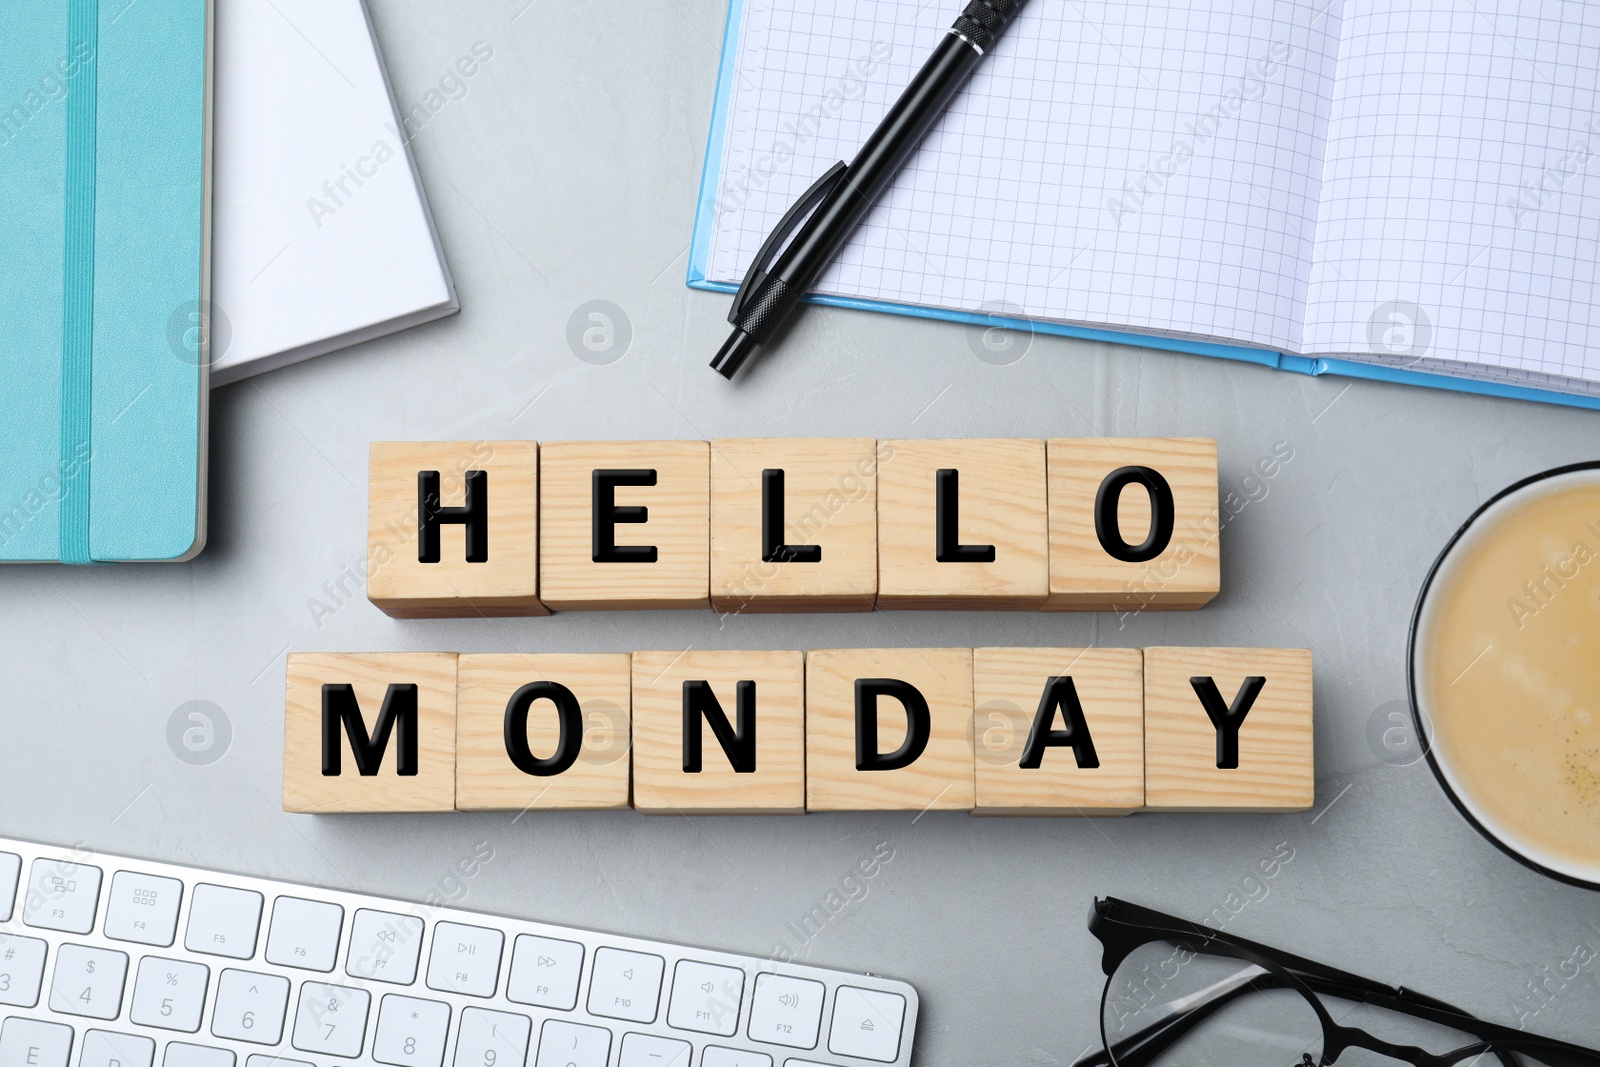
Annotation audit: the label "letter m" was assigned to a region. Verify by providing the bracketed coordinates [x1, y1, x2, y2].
[321, 683, 419, 776]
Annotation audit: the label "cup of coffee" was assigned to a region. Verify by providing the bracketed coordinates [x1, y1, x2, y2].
[1409, 462, 1600, 889]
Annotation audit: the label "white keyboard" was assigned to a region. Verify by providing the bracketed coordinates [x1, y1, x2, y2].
[0, 839, 916, 1067]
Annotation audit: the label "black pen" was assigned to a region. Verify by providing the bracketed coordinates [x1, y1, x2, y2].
[711, 0, 1027, 379]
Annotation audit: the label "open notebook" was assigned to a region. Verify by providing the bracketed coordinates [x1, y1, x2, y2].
[689, 0, 1600, 409]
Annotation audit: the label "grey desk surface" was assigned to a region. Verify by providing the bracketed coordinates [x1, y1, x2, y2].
[3, 0, 1598, 1061]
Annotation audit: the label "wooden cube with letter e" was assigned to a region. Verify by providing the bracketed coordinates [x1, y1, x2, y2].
[284, 652, 459, 812]
[366, 441, 545, 618]
[539, 441, 710, 610]
[1142, 646, 1313, 812]
[631, 650, 806, 814]
[1045, 437, 1219, 612]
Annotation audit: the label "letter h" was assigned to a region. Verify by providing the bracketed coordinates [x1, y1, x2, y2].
[418, 469, 487, 563]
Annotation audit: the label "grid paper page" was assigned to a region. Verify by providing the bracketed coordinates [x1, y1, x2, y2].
[704, 0, 1344, 353]
[1302, 0, 1600, 380]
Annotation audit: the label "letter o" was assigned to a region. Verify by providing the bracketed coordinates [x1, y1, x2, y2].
[1094, 466, 1176, 563]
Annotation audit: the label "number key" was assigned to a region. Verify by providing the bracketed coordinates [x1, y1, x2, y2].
[453, 1008, 530, 1067]
[0, 934, 48, 1008]
[211, 970, 290, 1045]
[372, 995, 450, 1067]
[130, 957, 210, 1032]
[48, 944, 129, 1020]
[291, 981, 370, 1058]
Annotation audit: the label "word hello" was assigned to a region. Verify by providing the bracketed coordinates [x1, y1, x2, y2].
[283, 645, 1313, 817]
[364, 437, 1222, 618]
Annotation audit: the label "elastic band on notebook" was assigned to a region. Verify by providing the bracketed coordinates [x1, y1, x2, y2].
[60, 0, 98, 564]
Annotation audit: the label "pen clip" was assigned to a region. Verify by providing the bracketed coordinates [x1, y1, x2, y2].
[729, 160, 848, 324]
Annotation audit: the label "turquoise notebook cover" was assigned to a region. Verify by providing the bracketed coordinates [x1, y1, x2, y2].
[688, 0, 1600, 414]
[0, 0, 211, 562]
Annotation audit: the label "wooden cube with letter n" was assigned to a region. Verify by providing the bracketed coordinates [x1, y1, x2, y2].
[805, 647, 975, 811]
[1142, 647, 1313, 812]
[455, 653, 632, 811]
[877, 439, 1048, 609]
[284, 652, 459, 812]
[973, 647, 1144, 815]
[1045, 438, 1219, 611]
[539, 441, 710, 611]
[710, 437, 878, 613]
[367, 441, 545, 618]
[631, 650, 806, 813]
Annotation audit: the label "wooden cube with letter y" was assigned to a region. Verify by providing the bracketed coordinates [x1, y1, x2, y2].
[631, 650, 806, 813]
[366, 441, 545, 618]
[1142, 647, 1313, 812]
[540, 441, 710, 611]
[805, 647, 975, 811]
[284, 652, 459, 812]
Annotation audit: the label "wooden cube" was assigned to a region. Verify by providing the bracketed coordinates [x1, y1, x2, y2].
[1142, 647, 1313, 812]
[539, 441, 710, 611]
[366, 441, 545, 618]
[973, 647, 1144, 815]
[284, 653, 458, 813]
[805, 647, 974, 811]
[709, 437, 878, 614]
[455, 653, 632, 811]
[1045, 438, 1219, 612]
[631, 650, 806, 813]
[876, 439, 1048, 609]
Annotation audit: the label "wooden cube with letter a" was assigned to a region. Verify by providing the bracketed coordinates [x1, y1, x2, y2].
[284, 652, 459, 813]
[973, 647, 1144, 815]
[456, 653, 632, 811]
[710, 437, 878, 613]
[540, 441, 710, 611]
[877, 439, 1048, 609]
[366, 441, 545, 618]
[1142, 647, 1313, 812]
[805, 647, 975, 811]
[1045, 438, 1219, 612]
[631, 650, 805, 814]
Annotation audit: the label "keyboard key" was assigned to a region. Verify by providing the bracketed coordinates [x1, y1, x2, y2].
[130, 956, 211, 1032]
[667, 959, 744, 1036]
[162, 1044, 234, 1067]
[105, 872, 184, 947]
[587, 947, 664, 1023]
[532, 1021, 610, 1067]
[292, 981, 371, 1057]
[266, 897, 343, 972]
[80, 1030, 156, 1067]
[700, 1049, 770, 1067]
[23, 859, 102, 933]
[48, 944, 129, 1020]
[245, 1058, 312, 1067]
[211, 969, 291, 1045]
[185, 885, 263, 960]
[453, 1008, 530, 1067]
[373, 994, 451, 1067]
[827, 985, 905, 1063]
[617, 1033, 691, 1067]
[0, 1018, 73, 1067]
[425, 922, 503, 997]
[0, 933, 48, 1008]
[347, 909, 425, 984]
[506, 934, 583, 1011]
[748, 974, 824, 1049]
[0, 853, 19, 921]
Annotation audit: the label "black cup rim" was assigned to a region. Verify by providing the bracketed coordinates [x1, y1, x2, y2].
[1406, 459, 1600, 892]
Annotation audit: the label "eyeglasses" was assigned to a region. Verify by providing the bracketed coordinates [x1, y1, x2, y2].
[1075, 897, 1600, 1067]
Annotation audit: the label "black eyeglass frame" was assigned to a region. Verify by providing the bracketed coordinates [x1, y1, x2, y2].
[1080, 897, 1600, 1067]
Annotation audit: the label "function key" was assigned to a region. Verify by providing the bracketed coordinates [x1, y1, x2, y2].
[826, 985, 905, 1063]
[667, 959, 744, 1036]
[346, 909, 425, 985]
[425, 922, 503, 998]
[185, 885, 264, 960]
[22, 858, 102, 934]
[506, 934, 583, 1011]
[265, 897, 344, 972]
[586, 947, 664, 1023]
[105, 872, 184, 947]
[0, 933, 49, 1008]
[747, 973, 824, 1049]
[80, 1031, 156, 1067]
[0, 853, 19, 922]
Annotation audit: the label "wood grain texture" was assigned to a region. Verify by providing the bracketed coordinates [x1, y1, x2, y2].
[972, 647, 1144, 815]
[709, 437, 878, 613]
[631, 650, 806, 814]
[284, 652, 459, 813]
[1045, 437, 1219, 611]
[539, 441, 710, 611]
[366, 441, 546, 618]
[876, 439, 1048, 609]
[455, 653, 632, 811]
[805, 647, 975, 811]
[1142, 647, 1313, 812]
